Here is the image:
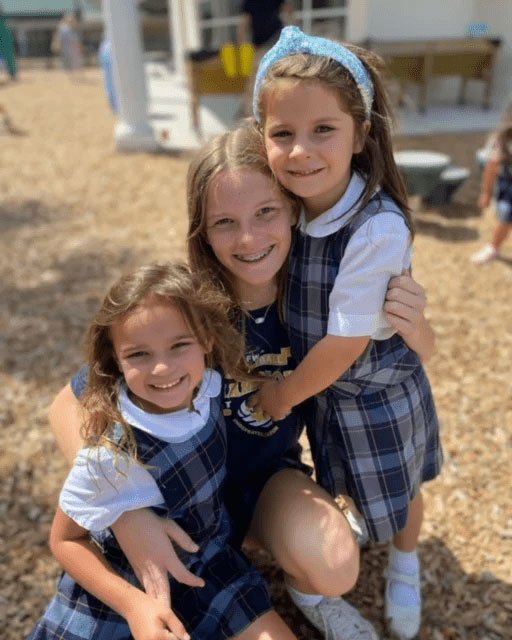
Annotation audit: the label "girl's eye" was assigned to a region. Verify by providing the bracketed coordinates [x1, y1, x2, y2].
[270, 130, 291, 139]
[316, 125, 334, 133]
[211, 217, 233, 228]
[258, 206, 276, 216]
[126, 351, 148, 359]
[172, 341, 192, 350]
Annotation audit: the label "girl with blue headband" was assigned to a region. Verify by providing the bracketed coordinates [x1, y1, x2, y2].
[251, 27, 443, 640]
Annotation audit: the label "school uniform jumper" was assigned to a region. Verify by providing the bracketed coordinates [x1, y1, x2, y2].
[28, 371, 272, 639]
[286, 174, 443, 542]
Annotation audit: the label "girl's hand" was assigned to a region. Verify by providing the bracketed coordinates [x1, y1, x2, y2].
[125, 590, 190, 640]
[384, 270, 435, 363]
[112, 510, 205, 608]
[250, 380, 292, 422]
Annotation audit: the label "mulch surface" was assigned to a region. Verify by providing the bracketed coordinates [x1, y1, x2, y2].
[1, 69, 511, 639]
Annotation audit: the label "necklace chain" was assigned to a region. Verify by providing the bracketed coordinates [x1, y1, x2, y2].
[251, 303, 272, 325]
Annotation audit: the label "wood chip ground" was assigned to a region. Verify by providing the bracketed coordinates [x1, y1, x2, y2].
[1, 69, 510, 639]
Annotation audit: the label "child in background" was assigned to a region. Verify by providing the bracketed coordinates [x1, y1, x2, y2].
[471, 121, 512, 264]
[29, 262, 297, 640]
[251, 27, 443, 639]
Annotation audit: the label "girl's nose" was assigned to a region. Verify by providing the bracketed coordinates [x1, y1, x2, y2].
[237, 223, 256, 245]
[151, 359, 172, 375]
[289, 141, 310, 159]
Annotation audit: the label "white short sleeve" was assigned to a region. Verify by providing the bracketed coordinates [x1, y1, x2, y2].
[327, 213, 411, 339]
[59, 447, 164, 531]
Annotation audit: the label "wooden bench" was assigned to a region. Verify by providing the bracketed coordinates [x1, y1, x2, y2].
[369, 38, 500, 112]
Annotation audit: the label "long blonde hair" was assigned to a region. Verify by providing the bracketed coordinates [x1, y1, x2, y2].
[256, 47, 414, 236]
[81, 262, 247, 460]
[186, 125, 299, 313]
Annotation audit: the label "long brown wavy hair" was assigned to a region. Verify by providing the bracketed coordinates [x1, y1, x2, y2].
[81, 262, 248, 460]
[255, 46, 414, 237]
[186, 125, 300, 316]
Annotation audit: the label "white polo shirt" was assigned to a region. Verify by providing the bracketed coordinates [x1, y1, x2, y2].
[59, 370, 222, 531]
[297, 173, 412, 340]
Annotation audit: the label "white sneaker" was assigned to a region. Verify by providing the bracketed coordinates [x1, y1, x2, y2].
[471, 244, 499, 264]
[295, 595, 379, 640]
[384, 566, 421, 639]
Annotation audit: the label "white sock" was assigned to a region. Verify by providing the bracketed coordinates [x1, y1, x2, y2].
[388, 545, 420, 607]
[286, 583, 323, 608]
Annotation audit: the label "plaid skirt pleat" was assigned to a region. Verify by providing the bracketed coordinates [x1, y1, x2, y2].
[305, 361, 442, 541]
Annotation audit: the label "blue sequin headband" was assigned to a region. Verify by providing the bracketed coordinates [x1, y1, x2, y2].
[253, 26, 374, 122]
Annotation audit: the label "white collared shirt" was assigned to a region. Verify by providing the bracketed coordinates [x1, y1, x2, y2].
[59, 370, 221, 531]
[297, 173, 412, 340]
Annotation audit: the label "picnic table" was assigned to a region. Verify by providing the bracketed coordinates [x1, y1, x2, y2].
[370, 37, 500, 112]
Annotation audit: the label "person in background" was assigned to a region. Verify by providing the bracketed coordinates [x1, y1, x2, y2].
[237, 0, 294, 117]
[471, 121, 512, 264]
[99, 35, 118, 113]
[52, 14, 83, 78]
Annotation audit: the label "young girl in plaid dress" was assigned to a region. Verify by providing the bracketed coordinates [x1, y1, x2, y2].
[251, 27, 443, 639]
[28, 262, 297, 640]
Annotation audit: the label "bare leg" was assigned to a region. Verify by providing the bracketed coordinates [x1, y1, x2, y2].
[248, 469, 359, 597]
[392, 492, 424, 552]
[234, 610, 297, 639]
[491, 222, 512, 250]
[386, 493, 424, 639]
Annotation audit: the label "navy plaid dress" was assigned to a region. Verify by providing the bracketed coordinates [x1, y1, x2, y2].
[28, 394, 272, 639]
[287, 191, 443, 542]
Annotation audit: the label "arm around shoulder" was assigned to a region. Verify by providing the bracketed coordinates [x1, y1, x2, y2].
[384, 271, 435, 363]
[49, 383, 86, 465]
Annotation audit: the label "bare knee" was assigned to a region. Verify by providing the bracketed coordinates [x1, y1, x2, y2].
[291, 505, 360, 596]
[234, 610, 297, 639]
[250, 470, 359, 597]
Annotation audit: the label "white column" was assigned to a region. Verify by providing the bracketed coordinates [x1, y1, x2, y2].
[168, 0, 185, 76]
[183, 0, 201, 52]
[346, 0, 369, 44]
[103, 0, 157, 152]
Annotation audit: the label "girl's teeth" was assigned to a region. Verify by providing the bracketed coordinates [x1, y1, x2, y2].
[291, 169, 320, 176]
[152, 378, 181, 389]
[236, 247, 272, 262]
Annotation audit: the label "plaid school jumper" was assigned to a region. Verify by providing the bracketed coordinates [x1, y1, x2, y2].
[287, 192, 443, 542]
[28, 394, 272, 639]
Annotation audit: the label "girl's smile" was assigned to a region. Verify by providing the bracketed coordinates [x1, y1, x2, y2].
[111, 300, 210, 414]
[263, 80, 364, 219]
[206, 169, 295, 307]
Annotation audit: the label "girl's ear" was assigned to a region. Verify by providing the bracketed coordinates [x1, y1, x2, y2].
[205, 337, 214, 353]
[354, 119, 371, 154]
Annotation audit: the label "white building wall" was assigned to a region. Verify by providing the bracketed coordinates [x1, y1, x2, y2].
[367, 0, 477, 40]
[475, 0, 512, 109]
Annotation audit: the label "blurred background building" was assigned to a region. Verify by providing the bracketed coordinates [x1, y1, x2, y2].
[3, 1, 511, 149]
